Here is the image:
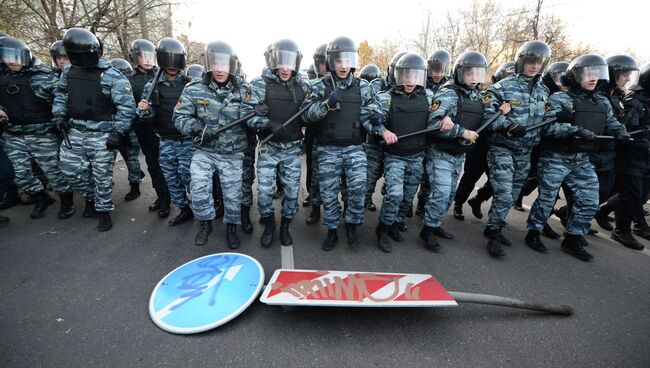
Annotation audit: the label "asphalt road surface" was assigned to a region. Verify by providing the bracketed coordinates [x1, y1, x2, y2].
[1, 154, 649, 368]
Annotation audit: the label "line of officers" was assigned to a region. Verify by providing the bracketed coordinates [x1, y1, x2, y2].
[0, 28, 649, 261]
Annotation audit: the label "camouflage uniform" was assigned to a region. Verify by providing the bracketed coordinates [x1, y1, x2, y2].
[0, 63, 72, 196]
[249, 69, 310, 219]
[139, 71, 193, 209]
[174, 76, 257, 223]
[301, 74, 373, 229]
[363, 79, 384, 208]
[117, 130, 142, 184]
[527, 90, 626, 235]
[483, 75, 549, 230]
[53, 59, 136, 212]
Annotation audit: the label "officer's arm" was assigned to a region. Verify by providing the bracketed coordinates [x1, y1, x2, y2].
[33, 71, 58, 104]
[359, 79, 374, 129]
[110, 74, 137, 134]
[174, 89, 198, 135]
[246, 77, 270, 130]
[52, 68, 69, 118]
[239, 84, 257, 118]
[541, 93, 579, 137]
[483, 86, 507, 131]
[368, 92, 389, 135]
[432, 90, 464, 138]
[302, 79, 328, 122]
[137, 81, 155, 121]
[603, 97, 628, 136]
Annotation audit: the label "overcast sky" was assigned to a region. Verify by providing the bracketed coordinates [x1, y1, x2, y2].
[175, 0, 647, 79]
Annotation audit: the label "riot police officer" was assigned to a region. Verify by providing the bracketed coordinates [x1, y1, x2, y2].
[49, 40, 69, 75]
[110, 58, 133, 76]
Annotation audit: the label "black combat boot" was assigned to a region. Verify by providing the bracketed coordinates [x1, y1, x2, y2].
[306, 205, 320, 225]
[124, 183, 141, 201]
[322, 229, 338, 251]
[485, 227, 506, 257]
[279, 217, 293, 246]
[541, 223, 561, 239]
[387, 222, 403, 242]
[58, 192, 74, 219]
[467, 197, 483, 219]
[260, 216, 275, 248]
[158, 192, 171, 218]
[632, 217, 650, 240]
[419, 226, 441, 251]
[453, 203, 464, 220]
[240, 205, 253, 234]
[396, 221, 407, 232]
[561, 234, 593, 261]
[594, 203, 614, 231]
[483, 226, 512, 246]
[612, 228, 644, 250]
[97, 211, 112, 232]
[0, 184, 21, 209]
[525, 229, 548, 254]
[346, 223, 360, 248]
[432, 227, 454, 240]
[83, 199, 97, 218]
[30, 191, 54, 219]
[376, 224, 392, 253]
[227, 223, 240, 249]
[195, 220, 213, 246]
[168, 206, 194, 226]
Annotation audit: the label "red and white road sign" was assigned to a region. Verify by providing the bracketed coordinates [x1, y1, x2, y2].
[259, 269, 458, 307]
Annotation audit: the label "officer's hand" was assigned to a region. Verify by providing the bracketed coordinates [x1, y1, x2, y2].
[498, 102, 511, 116]
[53, 117, 70, 132]
[369, 113, 385, 126]
[462, 130, 479, 143]
[440, 116, 454, 131]
[0, 109, 8, 123]
[614, 131, 632, 142]
[326, 90, 342, 110]
[254, 104, 269, 116]
[137, 99, 151, 112]
[268, 120, 283, 132]
[382, 130, 398, 145]
[191, 121, 206, 137]
[556, 110, 575, 124]
[106, 132, 123, 149]
[575, 127, 597, 141]
[505, 122, 526, 138]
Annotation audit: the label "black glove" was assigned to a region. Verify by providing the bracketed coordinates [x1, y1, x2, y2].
[640, 127, 650, 139]
[555, 110, 575, 124]
[504, 123, 526, 138]
[119, 132, 132, 148]
[254, 104, 269, 116]
[575, 127, 596, 141]
[106, 132, 124, 149]
[53, 117, 70, 133]
[267, 120, 283, 132]
[192, 122, 216, 144]
[369, 113, 385, 126]
[614, 131, 632, 142]
[326, 90, 342, 110]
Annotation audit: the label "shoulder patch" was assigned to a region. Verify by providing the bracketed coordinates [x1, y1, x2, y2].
[482, 94, 491, 105]
[431, 100, 441, 111]
[244, 89, 252, 101]
[492, 82, 502, 89]
[124, 85, 131, 93]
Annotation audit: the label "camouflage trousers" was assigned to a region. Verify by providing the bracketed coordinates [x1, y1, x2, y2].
[257, 141, 301, 219]
[4, 133, 71, 195]
[318, 144, 367, 229]
[379, 152, 424, 226]
[308, 144, 322, 206]
[364, 142, 384, 205]
[527, 153, 598, 236]
[59, 129, 116, 212]
[190, 150, 243, 223]
[241, 140, 256, 208]
[159, 138, 193, 208]
[486, 146, 531, 230]
[118, 129, 142, 184]
[424, 147, 464, 228]
[416, 154, 431, 203]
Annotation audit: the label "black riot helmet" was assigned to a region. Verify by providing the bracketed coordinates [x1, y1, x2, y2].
[606, 55, 638, 89]
[387, 51, 408, 86]
[359, 64, 380, 82]
[306, 63, 317, 80]
[394, 53, 427, 89]
[325, 36, 358, 73]
[562, 54, 609, 88]
[313, 43, 327, 76]
[270, 39, 302, 73]
[514, 40, 551, 76]
[110, 58, 133, 76]
[185, 64, 205, 79]
[491, 61, 515, 83]
[427, 49, 452, 77]
[0, 36, 32, 66]
[263, 43, 272, 69]
[631, 63, 650, 91]
[62, 28, 102, 68]
[156, 38, 187, 70]
[452, 51, 488, 87]
[204, 40, 238, 76]
[541, 61, 569, 93]
[49, 40, 67, 65]
[129, 39, 156, 67]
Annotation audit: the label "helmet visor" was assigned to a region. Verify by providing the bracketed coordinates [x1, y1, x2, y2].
[551, 71, 566, 86]
[395, 68, 426, 87]
[520, 55, 550, 74]
[157, 52, 186, 70]
[136, 50, 156, 66]
[207, 52, 236, 74]
[458, 66, 486, 84]
[329, 51, 358, 70]
[1, 47, 30, 66]
[614, 69, 639, 89]
[573, 65, 609, 83]
[429, 61, 451, 76]
[272, 50, 299, 71]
